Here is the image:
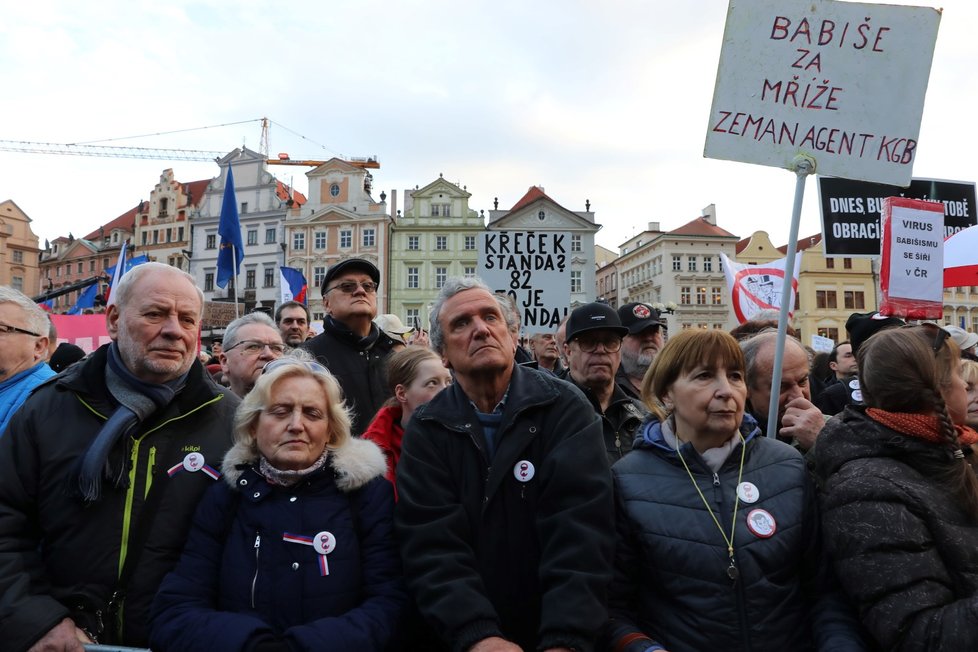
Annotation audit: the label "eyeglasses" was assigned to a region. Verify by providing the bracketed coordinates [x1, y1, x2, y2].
[262, 358, 330, 375]
[0, 322, 40, 337]
[225, 340, 288, 355]
[325, 280, 378, 295]
[573, 334, 623, 353]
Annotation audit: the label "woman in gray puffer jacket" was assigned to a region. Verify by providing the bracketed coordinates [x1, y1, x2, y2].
[816, 325, 978, 651]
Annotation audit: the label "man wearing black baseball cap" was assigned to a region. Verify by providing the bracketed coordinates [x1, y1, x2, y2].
[303, 257, 398, 436]
[563, 302, 647, 464]
[616, 302, 667, 400]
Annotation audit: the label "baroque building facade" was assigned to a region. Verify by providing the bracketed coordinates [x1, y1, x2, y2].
[0, 200, 43, 295]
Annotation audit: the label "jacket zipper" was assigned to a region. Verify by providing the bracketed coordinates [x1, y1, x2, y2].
[466, 431, 493, 509]
[251, 533, 261, 608]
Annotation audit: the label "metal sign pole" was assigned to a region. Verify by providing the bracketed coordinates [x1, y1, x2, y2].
[766, 156, 814, 438]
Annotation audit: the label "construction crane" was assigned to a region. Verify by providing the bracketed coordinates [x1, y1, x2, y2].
[0, 139, 380, 169]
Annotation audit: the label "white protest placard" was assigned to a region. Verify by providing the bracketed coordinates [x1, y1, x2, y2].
[479, 231, 570, 334]
[811, 333, 835, 353]
[879, 197, 944, 318]
[704, 0, 941, 186]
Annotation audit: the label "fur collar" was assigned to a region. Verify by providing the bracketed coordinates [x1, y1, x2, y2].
[222, 436, 387, 493]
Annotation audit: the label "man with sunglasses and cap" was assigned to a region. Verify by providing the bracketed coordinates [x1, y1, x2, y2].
[616, 302, 667, 400]
[563, 302, 647, 465]
[303, 258, 399, 436]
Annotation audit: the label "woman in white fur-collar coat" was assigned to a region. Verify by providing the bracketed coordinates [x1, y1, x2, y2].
[150, 358, 406, 652]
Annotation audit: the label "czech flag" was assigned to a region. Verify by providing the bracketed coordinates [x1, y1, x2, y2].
[280, 266, 308, 305]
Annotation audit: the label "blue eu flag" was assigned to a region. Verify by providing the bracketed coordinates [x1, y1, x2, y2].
[216, 163, 243, 289]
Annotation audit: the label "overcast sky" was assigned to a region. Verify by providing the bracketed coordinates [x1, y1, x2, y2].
[2, 0, 973, 252]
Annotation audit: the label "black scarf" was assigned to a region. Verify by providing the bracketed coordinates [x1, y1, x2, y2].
[76, 343, 188, 502]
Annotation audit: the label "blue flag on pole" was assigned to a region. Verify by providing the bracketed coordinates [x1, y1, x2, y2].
[67, 283, 98, 315]
[216, 163, 243, 289]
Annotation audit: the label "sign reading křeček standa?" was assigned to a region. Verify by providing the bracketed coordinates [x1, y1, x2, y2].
[818, 177, 977, 257]
[705, 0, 941, 186]
[478, 231, 571, 335]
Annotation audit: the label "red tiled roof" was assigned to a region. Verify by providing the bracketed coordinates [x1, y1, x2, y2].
[735, 236, 752, 254]
[83, 204, 141, 240]
[276, 180, 307, 206]
[509, 186, 554, 213]
[668, 216, 737, 238]
[181, 178, 212, 206]
[777, 233, 822, 254]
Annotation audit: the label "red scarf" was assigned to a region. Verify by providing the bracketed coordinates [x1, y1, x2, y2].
[865, 408, 978, 446]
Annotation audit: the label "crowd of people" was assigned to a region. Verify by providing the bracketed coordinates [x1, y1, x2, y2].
[1, 257, 978, 651]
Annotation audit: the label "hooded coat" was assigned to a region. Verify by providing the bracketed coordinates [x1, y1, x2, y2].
[815, 406, 978, 651]
[150, 435, 406, 652]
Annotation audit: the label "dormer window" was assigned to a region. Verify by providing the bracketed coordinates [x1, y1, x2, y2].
[159, 198, 169, 217]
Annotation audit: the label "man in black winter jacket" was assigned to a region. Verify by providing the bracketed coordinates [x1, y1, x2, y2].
[395, 277, 614, 652]
[302, 258, 398, 436]
[0, 263, 239, 652]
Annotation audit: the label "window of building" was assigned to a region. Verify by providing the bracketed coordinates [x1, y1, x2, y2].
[816, 290, 838, 309]
[314, 231, 327, 249]
[407, 266, 419, 289]
[77, 262, 83, 274]
[712, 287, 723, 305]
[206, 234, 216, 249]
[431, 204, 451, 217]
[204, 272, 214, 292]
[570, 270, 582, 293]
[293, 232, 305, 251]
[263, 267, 275, 288]
[703, 256, 713, 272]
[843, 257, 853, 269]
[314, 266, 326, 287]
[89, 260, 95, 272]
[12, 250, 23, 264]
[672, 255, 682, 272]
[435, 266, 448, 289]
[571, 235, 582, 252]
[159, 198, 168, 216]
[141, 231, 148, 246]
[464, 266, 476, 277]
[688, 256, 698, 272]
[178, 227, 184, 241]
[265, 228, 276, 244]
[103, 257, 109, 269]
[56, 266, 61, 278]
[363, 228, 376, 247]
[435, 235, 448, 251]
[247, 230, 258, 246]
[405, 308, 420, 329]
[844, 290, 866, 310]
[696, 287, 707, 305]
[340, 230, 352, 248]
[464, 235, 477, 251]
[245, 269, 256, 289]
[681, 286, 691, 304]
[817, 327, 840, 341]
[153, 230, 159, 245]
[826, 258, 835, 269]
[240, 202, 248, 214]
[407, 235, 419, 251]
[11, 276, 23, 292]
[329, 183, 341, 198]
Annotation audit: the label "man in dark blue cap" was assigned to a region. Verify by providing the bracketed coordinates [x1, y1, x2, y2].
[303, 258, 399, 436]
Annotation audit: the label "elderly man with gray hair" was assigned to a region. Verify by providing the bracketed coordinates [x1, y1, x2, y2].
[219, 312, 286, 397]
[0, 286, 55, 435]
[395, 276, 614, 652]
[0, 262, 238, 651]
